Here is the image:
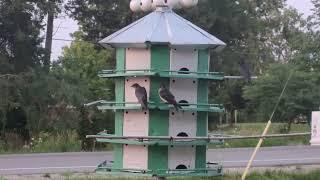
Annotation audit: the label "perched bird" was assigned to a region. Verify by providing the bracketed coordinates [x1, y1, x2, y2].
[238, 58, 251, 83]
[158, 84, 182, 111]
[131, 83, 148, 110]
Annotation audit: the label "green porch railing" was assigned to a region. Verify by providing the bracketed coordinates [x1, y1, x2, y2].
[85, 100, 224, 113]
[86, 133, 224, 145]
[95, 160, 223, 177]
[98, 69, 224, 80]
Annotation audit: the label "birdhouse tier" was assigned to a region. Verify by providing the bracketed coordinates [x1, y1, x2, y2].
[95, 160, 222, 177]
[87, 132, 223, 146]
[99, 7, 225, 50]
[87, 101, 224, 112]
[85, 46, 225, 112]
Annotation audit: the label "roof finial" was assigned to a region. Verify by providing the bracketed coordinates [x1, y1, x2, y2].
[130, 0, 198, 13]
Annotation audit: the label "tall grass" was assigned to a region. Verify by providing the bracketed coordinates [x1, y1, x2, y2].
[0, 130, 82, 154]
[30, 131, 81, 153]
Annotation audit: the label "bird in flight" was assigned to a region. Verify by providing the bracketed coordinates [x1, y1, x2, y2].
[158, 84, 182, 111]
[131, 83, 148, 110]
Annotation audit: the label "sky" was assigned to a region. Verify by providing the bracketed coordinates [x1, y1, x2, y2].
[50, 0, 315, 61]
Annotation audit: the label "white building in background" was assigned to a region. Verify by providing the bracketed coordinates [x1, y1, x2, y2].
[310, 111, 320, 146]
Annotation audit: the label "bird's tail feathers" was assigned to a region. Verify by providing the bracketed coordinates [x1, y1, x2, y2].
[173, 102, 182, 111]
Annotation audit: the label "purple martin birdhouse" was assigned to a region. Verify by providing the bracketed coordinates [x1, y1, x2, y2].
[88, 0, 226, 177]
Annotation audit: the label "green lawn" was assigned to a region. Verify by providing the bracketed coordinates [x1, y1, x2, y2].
[53, 169, 320, 180]
[210, 123, 310, 148]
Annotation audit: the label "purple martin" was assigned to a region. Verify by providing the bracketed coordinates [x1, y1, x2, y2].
[131, 83, 148, 110]
[158, 84, 182, 111]
[239, 58, 251, 83]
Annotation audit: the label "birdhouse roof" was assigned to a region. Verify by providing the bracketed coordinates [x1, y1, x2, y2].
[99, 7, 226, 51]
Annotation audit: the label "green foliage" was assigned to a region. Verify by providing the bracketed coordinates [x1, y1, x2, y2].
[66, 0, 143, 41]
[58, 31, 114, 100]
[55, 32, 115, 150]
[0, 0, 46, 72]
[30, 131, 81, 153]
[0, 131, 81, 154]
[243, 64, 320, 123]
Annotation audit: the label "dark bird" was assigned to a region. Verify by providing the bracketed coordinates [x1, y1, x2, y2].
[131, 83, 148, 110]
[238, 58, 251, 83]
[158, 84, 182, 111]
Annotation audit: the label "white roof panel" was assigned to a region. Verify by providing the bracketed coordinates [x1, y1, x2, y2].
[99, 7, 226, 50]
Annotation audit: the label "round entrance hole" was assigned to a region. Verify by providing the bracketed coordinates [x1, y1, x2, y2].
[177, 132, 188, 137]
[179, 100, 189, 107]
[175, 164, 187, 170]
[178, 68, 190, 74]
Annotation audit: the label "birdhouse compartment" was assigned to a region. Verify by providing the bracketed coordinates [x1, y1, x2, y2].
[170, 48, 198, 72]
[169, 110, 196, 137]
[123, 145, 148, 169]
[168, 146, 196, 169]
[123, 111, 149, 136]
[126, 47, 151, 71]
[124, 77, 150, 107]
[170, 78, 198, 105]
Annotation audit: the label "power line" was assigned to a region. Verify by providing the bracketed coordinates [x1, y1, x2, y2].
[52, 38, 99, 44]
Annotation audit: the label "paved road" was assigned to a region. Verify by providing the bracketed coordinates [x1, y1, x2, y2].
[0, 146, 319, 175]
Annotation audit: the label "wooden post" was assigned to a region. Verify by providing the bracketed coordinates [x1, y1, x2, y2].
[219, 113, 223, 125]
[241, 120, 272, 180]
[44, 0, 54, 71]
[235, 110, 238, 125]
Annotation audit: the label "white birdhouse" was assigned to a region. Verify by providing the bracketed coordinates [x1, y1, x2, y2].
[130, 0, 142, 12]
[179, 0, 198, 8]
[140, 0, 153, 12]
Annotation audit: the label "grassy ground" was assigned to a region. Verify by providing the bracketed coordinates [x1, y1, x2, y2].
[0, 131, 82, 154]
[210, 123, 310, 148]
[0, 130, 112, 154]
[3, 169, 320, 180]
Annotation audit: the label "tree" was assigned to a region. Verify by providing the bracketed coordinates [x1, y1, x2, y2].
[0, 0, 47, 72]
[66, 0, 311, 126]
[56, 32, 115, 149]
[243, 63, 320, 130]
[58, 31, 114, 100]
[66, 0, 143, 41]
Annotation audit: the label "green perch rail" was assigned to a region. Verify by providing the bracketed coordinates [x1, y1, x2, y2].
[85, 100, 224, 113]
[98, 69, 224, 80]
[95, 160, 223, 177]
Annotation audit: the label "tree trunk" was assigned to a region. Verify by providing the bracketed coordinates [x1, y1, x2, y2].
[286, 117, 294, 133]
[44, 1, 54, 72]
[235, 109, 238, 125]
[219, 113, 223, 125]
[230, 109, 234, 127]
